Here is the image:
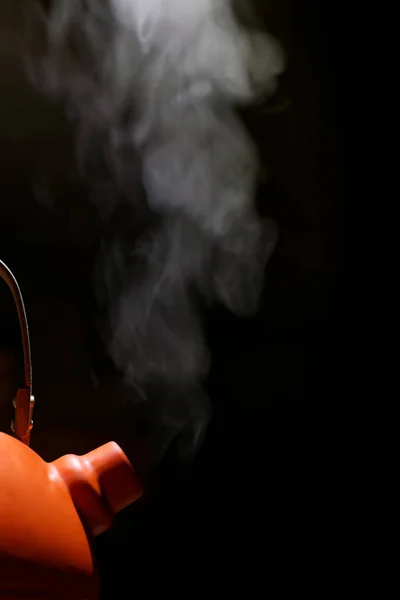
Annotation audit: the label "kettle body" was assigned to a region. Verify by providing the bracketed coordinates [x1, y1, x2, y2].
[0, 432, 142, 599]
[1, 259, 143, 598]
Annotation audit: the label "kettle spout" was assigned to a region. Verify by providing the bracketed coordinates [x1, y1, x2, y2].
[51, 442, 143, 536]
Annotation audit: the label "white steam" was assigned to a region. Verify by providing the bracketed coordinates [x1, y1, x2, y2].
[31, 0, 284, 458]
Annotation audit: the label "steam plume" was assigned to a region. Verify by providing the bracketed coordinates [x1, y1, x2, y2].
[30, 0, 284, 459]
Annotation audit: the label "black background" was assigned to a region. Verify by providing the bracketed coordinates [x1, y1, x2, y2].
[0, 1, 352, 596]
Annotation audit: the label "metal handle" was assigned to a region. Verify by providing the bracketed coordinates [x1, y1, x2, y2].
[0, 259, 34, 445]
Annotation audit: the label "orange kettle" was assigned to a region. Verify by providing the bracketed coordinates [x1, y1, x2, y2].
[0, 259, 143, 599]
